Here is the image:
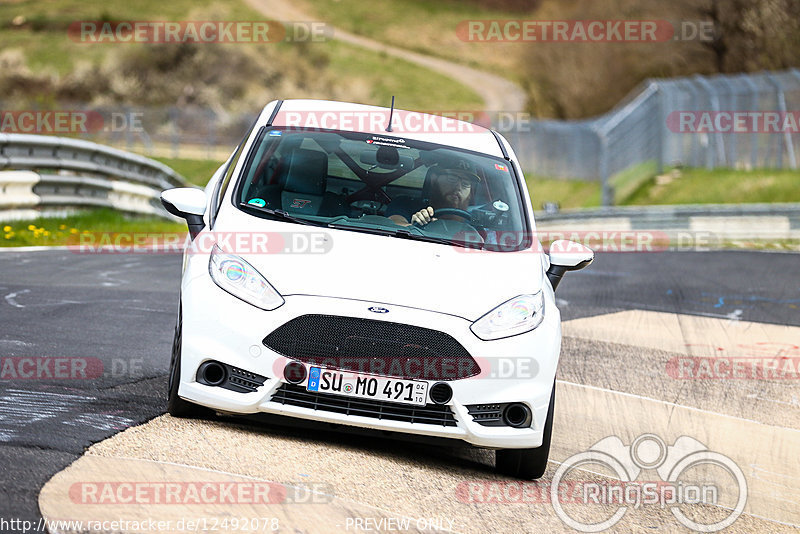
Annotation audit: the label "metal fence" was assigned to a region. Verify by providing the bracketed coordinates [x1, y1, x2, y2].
[504, 68, 800, 205]
[3, 69, 799, 206]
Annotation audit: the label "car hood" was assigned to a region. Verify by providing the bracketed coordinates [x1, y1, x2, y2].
[211, 215, 544, 321]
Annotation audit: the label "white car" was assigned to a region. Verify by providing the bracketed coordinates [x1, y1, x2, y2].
[161, 99, 593, 479]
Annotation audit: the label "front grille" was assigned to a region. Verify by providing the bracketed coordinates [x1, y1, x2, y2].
[263, 314, 480, 381]
[271, 384, 458, 427]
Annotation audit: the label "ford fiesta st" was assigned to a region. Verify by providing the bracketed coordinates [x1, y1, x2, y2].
[161, 99, 593, 479]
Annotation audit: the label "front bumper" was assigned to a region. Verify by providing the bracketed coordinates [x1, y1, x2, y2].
[179, 268, 562, 449]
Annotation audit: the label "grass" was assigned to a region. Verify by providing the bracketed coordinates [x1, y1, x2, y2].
[609, 160, 658, 205]
[0, 0, 484, 111]
[295, 0, 527, 77]
[720, 239, 800, 252]
[0, 208, 186, 247]
[0, 0, 254, 75]
[527, 166, 800, 210]
[322, 39, 484, 111]
[626, 167, 800, 205]
[525, 175, 602, 210]
[153, 157, 224, 186]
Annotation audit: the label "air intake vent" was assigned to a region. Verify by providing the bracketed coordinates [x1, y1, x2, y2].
[263, 314, 480, 381]
[466, 403, 505, 427]
[227, 365, 268, 393]
[271, 384, 458, 427]
[429, 382, 453, 404]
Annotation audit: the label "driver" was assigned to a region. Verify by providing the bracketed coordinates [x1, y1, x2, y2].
[389, 165, 481, 227]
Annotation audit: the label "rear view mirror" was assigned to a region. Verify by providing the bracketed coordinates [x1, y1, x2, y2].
[546, 239, 594, 291]
[360, 147, 414, 170]
[161, 188, 207, 239]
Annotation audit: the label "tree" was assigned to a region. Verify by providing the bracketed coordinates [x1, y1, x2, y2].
[689, 0, 800, 72]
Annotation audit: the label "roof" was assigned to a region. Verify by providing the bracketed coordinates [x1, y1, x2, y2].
[258, 99, 504, 158]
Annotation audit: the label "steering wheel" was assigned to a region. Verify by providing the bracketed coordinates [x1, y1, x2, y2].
[433, 207, 472, 222]
[424, 217, 485, 247]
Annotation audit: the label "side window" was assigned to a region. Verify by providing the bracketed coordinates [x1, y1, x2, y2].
[210, 126, 257, 227]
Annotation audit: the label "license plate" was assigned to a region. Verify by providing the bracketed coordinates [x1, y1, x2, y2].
[306, 367, 429, 406]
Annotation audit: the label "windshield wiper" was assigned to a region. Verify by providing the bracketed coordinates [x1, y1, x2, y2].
[238, 203, 322, 226]
[326, 222, 396, 236]
[327, 222, 476, 247]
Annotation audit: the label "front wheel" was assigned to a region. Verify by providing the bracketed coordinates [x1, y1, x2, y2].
[495, 381, 556, 480]
[167, 308, 212, 418]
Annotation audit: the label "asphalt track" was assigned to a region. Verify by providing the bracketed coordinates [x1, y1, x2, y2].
[1, 248, 799, 532]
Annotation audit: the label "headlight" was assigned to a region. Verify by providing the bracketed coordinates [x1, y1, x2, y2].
[470, 293, 544, 340]
[208, 244, 284, 310]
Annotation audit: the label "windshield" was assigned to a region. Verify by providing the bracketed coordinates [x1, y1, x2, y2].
[234, 127, 530, 251]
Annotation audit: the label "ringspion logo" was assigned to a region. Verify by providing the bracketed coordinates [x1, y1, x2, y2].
[551, 434, 747, 532]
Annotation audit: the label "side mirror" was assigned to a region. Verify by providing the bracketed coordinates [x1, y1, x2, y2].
[161, 188, 207, 239]
[546, 239, 594, 291]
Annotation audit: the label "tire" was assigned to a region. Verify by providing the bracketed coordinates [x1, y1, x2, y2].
[167, 307, 212, 418]
[495, 381, 556, 480]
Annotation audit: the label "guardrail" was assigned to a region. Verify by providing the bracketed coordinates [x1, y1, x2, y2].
[0, 133, 188, 221]
[535, 203, 800, 241]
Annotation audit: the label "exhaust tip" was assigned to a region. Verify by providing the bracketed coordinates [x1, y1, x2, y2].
[197, 361, 226, 386]
[502, 403, 532, 428]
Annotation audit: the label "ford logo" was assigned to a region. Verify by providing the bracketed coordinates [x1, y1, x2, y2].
[368, 306, 389, 314]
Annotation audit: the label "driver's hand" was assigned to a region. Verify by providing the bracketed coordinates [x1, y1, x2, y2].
[411, 207, 435, 226]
